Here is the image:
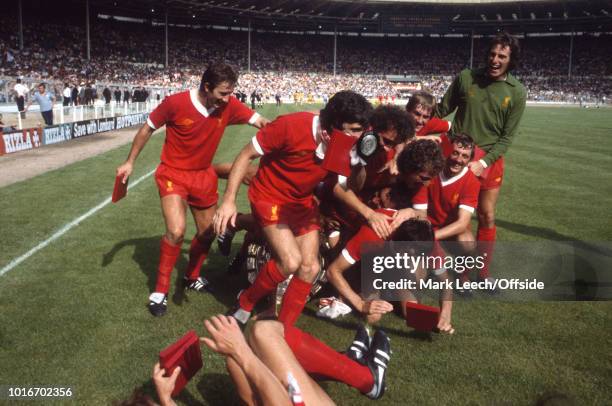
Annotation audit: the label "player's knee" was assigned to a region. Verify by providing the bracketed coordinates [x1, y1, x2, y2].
[248, 320, 284, 347]
[278, 253, 302, 275]
[298, 259, 320, 282]
[165, 228, 185, 245]
[477, 210, 495, 227]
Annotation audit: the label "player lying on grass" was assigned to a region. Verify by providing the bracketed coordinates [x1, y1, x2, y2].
[322, 104, 416, 246]
[151, 315, 392, 405]
[214, 90, 372, 327]
[116, 62, 269, 317]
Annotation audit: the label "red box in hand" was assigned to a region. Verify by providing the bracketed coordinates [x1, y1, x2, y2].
[112, 175, 128, 203]
[321, 129, 358, 177]
[405, 302, 440, 332]
[159, 330, 203, 396]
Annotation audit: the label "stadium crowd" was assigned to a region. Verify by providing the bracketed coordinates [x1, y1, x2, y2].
[1, 16, 611, 104]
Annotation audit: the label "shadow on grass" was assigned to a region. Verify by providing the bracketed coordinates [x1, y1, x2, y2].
[196, 373, 242, 405]
[102, 238, 250, 310]
[496, 219, 612, 257]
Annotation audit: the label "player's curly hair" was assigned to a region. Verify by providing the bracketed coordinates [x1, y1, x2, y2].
[370, 105, 415, 144]
[451, 132, 475, 159]
[488, 31, 521, 71]
[319, 90, 372, 133]
[200, 62, 238, 91]
[397, 139, 444, 176]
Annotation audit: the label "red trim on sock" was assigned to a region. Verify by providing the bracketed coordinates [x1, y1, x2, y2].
[278, 277, 313, 326]
[186, 235, 211, 280]
[284, 324, 374, 394]
[239, 260, 285, 311]
[155, 237, 182, 294]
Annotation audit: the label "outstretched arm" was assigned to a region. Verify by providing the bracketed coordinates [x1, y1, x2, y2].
[201, 315, 292, 406]
[116, 123, 155, 183]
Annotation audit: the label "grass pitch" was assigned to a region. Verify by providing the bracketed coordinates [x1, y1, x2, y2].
[0, 105, 611, 405]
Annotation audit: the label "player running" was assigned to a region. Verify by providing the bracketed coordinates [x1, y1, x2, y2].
[214, 90, 372, 326]
[116, 62, 269, 316]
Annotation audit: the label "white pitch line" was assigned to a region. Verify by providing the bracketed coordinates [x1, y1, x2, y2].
[0, 169, 156, 277]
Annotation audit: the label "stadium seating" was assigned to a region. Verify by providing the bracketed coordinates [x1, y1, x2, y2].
[0, 15, 610, 103]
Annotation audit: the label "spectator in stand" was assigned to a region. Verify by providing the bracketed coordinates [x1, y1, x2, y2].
[103, 86, 112, 104]
[71, 84, 78, 106]
[13, 78, 29, 119]
[62, 83, 71, 106]
[114, 87, 122, 104]
[26, 82, 56, 125]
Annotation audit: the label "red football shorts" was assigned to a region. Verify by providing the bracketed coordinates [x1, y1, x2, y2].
[155, 163, 218, 208]
[479, 157, 504, 191]
[250, 198, 320, 237]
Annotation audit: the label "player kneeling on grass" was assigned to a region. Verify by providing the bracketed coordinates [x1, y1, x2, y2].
[151, 315, 392, 405]
[116, 62, 269, 317]
[412, 133, 481, 295]
[214, 91, 372, 327]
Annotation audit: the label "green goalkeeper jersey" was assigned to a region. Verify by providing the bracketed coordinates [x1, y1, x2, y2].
[438, 67, 527, 166]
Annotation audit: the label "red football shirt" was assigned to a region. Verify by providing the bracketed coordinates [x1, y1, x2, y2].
[341, 208, 396, 264]
[249, 112, 328, 204]
[147, 90, 257, 170]
[412, 167, 480, 228]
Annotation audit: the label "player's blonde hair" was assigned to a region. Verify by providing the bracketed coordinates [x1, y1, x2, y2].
[405, 91, 436, 114]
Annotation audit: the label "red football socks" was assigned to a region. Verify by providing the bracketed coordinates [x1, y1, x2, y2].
[155, 237, 182, 294]
[278, 277, 313, 325]
[284, 324, 374, 394]
[185, 235, 212, 280]
[477, 225, 497, 279]
[239, 259, 286, 311]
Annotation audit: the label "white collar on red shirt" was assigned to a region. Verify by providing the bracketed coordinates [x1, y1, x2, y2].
[439, 166, 469, 187]
[313, 115, 327, 159]
[190, 89, 216, 117]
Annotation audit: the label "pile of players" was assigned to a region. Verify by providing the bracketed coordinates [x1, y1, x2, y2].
[117, 31, 525, 404]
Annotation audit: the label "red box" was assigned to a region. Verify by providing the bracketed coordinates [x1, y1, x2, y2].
[405, 302, 440, 332]
[112, 175, 128, 203]
[159, 330, 203, 396]
[321, 129, 358, 177]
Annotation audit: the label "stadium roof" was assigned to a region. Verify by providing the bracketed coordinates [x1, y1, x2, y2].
[14, 0, 612, 34]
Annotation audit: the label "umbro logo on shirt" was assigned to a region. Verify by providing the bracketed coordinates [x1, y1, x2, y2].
[176, 118, 194, 126]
